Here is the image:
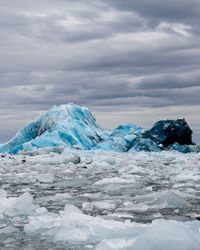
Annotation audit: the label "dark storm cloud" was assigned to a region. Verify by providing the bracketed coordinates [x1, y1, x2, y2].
[0, 0, 200, 142]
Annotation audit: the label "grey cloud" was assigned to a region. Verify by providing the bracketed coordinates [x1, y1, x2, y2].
[104, 0, 200, 23]
[138, 74, 200, 90]
[0, 0, 200, 142]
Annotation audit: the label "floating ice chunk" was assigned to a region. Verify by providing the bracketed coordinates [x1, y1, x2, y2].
[95, 238, 137, 250]
[54, 193, 72, 201]
[82, 201, 116, 212]
[0, 189, 7, 198]
[0, 192, 34, 218]
[97, 221, 200, 250]
[10, 192, 34, 216]
[35, 207, 48, 215]
[130, 220, 200, 250]
[152, 190, 189, 208]
[24, 203, 200, 249]
[62, 155, 81, 164]
[82, 202, 94, 212]
[134, 190, 189, 208]
[38, 174, 54, 183]
[0, 226, 19, 234]
[93, 177, 137, 191]
[94, 177, 135, 186]
[25, 204, 145, 243]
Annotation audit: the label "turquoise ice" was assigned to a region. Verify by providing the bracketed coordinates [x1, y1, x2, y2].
[0, 103, 199, 154]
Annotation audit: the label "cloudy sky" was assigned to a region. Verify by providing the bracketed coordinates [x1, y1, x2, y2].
[0, 0, 200, 143]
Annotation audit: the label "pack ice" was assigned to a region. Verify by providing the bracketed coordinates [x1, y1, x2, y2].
[1, 150, 200, 249]
[0, 103, 199, 154]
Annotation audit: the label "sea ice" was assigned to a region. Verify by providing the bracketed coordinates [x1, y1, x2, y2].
[24, 203, 200, 250]
[0, 150, 200, 249]
[133, 190, 190, 208]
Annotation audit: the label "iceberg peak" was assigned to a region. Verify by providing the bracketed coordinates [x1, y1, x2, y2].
[0, 103, 105, 154]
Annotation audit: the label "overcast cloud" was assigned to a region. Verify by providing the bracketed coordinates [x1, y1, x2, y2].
[0, 0, 200, 143]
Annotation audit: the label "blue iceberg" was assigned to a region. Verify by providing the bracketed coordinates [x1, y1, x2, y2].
[0, 103, 199, 154]
[167, 142, 200, 153]
[0, 104, 107, 154]
[129, 138, 162, 152]
[129, 118, 199, 153]
[93, 124, 144, 152]
[142, 119, 194, 147]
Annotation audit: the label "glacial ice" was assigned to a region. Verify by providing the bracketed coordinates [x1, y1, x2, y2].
[142, 119, 194, 146]
[93, 124, 143, 152]
[0, 103, 199, 154]
[0, 103, 108, 154]
[129, 118, 200, 153]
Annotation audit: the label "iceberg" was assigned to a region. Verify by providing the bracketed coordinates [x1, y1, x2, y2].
[0, 103, 108, 154]
[93, 124, 144, 152]
[142, 119, 194, 146]
[129, 118, 199, 153]
[0, 103, 199, 154]
[167, 142, 200, 153]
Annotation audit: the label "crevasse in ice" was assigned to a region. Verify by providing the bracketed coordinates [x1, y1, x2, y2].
[0, 103, 199, 154]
